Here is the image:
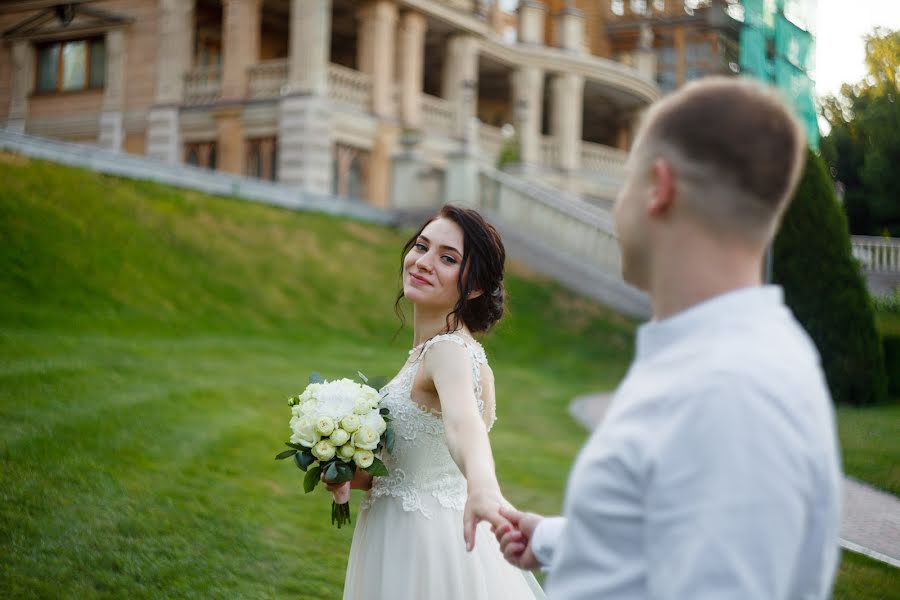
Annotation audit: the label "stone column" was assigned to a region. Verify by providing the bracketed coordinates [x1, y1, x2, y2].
[147, 0, 194, 163]
[551, 72, 583, 170]
[6, 40, 33, 133]
[633, 22, 656, 80]
[215, 0, 261, 174]
[616, 112, 637, 151]
[511, 65, 543, 167]
[220, 0, 261, 100]
[398, 10, 427, 128]
[214, 106, 244, 174]
[674, 25, 686, 87]
[441, 34, 479, 139]
[99, 28, 126, 151]
[278, 0, 333, 194]
[555, 6, 585, 53]
[357, 0, 398, 119]
[444, 148, 479, 206]
[517, 0, 546, 45]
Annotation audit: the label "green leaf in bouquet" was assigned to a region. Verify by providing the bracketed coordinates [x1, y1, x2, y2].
[285, 442, 306, 451]
[384, 427, 395, 453]
[323, 461, 340, 484]
[379, 408, 390, 415]
[309, 372, 325, 385]
[365, 457, 389, 477]
[294, 450, 316, 471]
[333, 460, 355, 483]
[303, 465, 322, 493]
[357, 371, 369, 384]
[275, 448, 298, 460]
[322, 460, 355, 484]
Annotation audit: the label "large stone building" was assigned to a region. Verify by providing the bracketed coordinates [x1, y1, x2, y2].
[0, 0, 660, 206]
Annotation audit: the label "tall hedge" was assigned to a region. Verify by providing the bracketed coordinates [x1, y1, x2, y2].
[773, 148, 888, 405]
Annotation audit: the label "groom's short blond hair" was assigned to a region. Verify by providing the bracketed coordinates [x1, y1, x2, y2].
[631, 77, 807, 243]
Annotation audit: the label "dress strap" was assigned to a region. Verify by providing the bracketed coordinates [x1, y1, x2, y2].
[415, 333, 488, 415]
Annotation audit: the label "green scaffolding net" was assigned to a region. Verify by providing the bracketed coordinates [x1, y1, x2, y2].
[739, 0, 819, 148]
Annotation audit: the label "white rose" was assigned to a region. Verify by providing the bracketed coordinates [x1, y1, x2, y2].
[330, 428, 350, 446]
[316, 379, 358, 419]
[353, 398, 371, 415]
[362, 411, 388, 435]
[291, 416, 320, 448]
[299, 383, 321, 403]
[299, 401, 318, 418]
[353, 449, 375, 469]
[315, 416, 335, 436]
[341, 414, 361, 433]
[337, 444, 356, 462]
[351, 425, 379, 450]
[362, 386, 381, 407]
[290, 405, 303, 418]
[311, 440, 336, 461]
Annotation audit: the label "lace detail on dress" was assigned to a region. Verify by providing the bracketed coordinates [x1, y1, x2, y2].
[360, 333, 492, 518]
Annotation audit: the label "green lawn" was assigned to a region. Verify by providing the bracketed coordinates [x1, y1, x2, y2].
[833, 551, 900, 600]
[1, 154, 896, 597]
[836, 403, 900, 496]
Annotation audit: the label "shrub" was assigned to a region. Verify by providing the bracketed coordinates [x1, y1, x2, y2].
[773, 149, 889, 405]
[882, 336, 900, 397]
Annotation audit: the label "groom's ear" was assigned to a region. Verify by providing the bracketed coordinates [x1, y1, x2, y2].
[648, 158, 675, 217]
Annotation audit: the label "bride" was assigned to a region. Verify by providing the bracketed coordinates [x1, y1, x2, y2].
[327, 205, 544, 599]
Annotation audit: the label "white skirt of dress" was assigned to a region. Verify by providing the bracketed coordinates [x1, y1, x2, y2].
[343, 494, 546, 600]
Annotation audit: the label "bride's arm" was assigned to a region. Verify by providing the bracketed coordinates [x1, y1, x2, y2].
[424, 341, 509, 551]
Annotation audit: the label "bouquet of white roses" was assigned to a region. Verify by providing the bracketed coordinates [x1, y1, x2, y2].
[275, 372, 393, 528]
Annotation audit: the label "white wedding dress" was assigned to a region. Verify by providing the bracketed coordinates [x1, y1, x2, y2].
[343, 333, 545, 599]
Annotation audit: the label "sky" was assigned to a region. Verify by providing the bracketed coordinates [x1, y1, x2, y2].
[814, 0, 900, 97]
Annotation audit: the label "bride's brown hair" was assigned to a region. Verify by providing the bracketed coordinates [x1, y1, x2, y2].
[395, 205, 506, 334]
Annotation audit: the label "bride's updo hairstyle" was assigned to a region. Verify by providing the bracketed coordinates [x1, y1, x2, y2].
[396, 205, 506, 333]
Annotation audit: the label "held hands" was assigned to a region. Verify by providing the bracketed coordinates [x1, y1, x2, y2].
[463, 485, 512, 552]
[322, 468, 373, 504]
[493, 506, 543, 571]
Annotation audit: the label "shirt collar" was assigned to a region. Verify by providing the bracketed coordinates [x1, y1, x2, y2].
[635, 285, 785, 361]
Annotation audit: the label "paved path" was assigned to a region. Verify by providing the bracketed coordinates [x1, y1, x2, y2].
[569, 393, 900, 568]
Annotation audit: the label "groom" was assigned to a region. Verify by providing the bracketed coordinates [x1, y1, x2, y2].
[494, 77, 842, 598]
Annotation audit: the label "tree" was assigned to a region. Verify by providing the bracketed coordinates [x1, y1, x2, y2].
[773, 149, 888, 406]
[820, 28, 900, 236]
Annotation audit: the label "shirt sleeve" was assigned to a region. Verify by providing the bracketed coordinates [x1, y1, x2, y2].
[531, 516, 567, 569]
[644, 379, 808, 600]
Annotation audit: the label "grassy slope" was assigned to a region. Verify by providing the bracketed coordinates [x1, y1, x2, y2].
[1, 154, 896, 597]
[0, 154, 632, 598]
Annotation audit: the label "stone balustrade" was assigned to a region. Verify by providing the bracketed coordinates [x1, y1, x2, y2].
[540, 136, 559, 168]
[327, 64, 373, 113]
[852, 236, 900, 273]
[421, 93, 456, 136]
[188, 61, 374, 113]
[478, 123, 505, 164]
[581, 141, 627, 174]
[248, 60, 288, 99]
[183, 65, 222, 106]
[478, 166, 619, 273]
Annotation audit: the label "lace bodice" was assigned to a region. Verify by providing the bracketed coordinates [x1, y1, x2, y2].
[361, 333, 495, 518]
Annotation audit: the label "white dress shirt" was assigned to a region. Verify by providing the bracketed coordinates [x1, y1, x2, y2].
[531, 286, 842, 600]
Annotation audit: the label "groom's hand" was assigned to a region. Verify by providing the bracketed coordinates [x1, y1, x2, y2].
[494, 506, 542, 570]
